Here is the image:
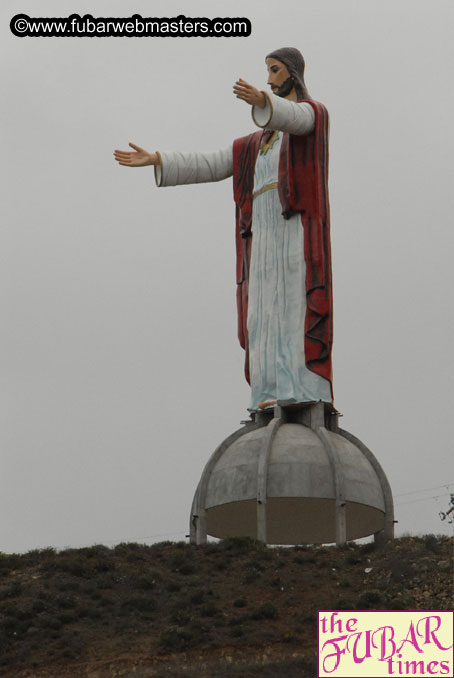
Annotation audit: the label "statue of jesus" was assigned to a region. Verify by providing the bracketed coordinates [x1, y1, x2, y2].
[114, 47, 333, 411]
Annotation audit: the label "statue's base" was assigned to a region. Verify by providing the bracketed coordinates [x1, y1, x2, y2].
[190, 402, 394, 546]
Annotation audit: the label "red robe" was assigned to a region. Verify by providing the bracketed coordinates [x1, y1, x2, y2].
[232, 100, 333, 399]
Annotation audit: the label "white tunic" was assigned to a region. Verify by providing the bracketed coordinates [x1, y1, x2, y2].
[155, 94, 332, 409]
[247, 133, 331, 409]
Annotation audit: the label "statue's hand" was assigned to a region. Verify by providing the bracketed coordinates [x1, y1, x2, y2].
[233, 79, 266, 108]
[114, 143, 159, 167]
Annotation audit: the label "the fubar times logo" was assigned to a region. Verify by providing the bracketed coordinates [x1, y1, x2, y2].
[318, 610, 453, 677]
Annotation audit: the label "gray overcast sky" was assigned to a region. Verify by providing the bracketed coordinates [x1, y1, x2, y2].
[1, 0, 453, 553]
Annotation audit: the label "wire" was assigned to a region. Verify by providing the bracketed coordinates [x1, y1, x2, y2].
[394, 483, 454, 498]
[396, 493, 450, 507]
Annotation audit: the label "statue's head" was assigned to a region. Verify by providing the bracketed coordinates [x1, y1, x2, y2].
[266, 47, 309, 100]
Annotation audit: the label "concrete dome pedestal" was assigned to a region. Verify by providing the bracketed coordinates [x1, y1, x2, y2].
[190, 403, 394, 546]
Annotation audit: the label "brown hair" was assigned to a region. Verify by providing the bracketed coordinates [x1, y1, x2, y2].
[266, 47, 311, 100]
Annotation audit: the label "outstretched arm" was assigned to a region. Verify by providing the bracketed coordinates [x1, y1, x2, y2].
[114, 143, 160, 167]
[233, 79, 314, 135]
[114, 142, 232, 186]
[251, 93, 315, 135]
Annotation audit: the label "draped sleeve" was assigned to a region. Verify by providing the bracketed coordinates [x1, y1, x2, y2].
[155, 147, 233, 186]
[251, 93, 315, 135]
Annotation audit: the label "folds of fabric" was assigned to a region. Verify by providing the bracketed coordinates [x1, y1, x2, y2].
[232, 100, 333, 399]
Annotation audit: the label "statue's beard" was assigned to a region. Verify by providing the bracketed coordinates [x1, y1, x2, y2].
[275, 76, 294, 98]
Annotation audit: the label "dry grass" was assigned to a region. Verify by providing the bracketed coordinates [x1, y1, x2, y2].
[0, 536, 452, 677]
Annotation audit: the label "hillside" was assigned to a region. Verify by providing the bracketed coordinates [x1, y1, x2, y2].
[0, 536, 452, 677]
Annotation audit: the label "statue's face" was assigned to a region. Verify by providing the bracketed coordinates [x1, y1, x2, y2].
[266, 57, 291, 93]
